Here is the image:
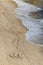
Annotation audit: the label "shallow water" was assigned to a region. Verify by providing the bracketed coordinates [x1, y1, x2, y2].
[13, 0, 43, 45]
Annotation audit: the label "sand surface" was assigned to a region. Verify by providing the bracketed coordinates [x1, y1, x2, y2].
[24, 0, 43, 8]
[0, 0, 43, 65]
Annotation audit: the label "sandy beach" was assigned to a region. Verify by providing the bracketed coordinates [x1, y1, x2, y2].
[0, 0, 43, 65]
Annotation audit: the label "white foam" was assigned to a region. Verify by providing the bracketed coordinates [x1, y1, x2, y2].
[12, 0, 43, 45]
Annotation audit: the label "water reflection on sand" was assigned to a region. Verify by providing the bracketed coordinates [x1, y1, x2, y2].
[13, 0, 43, 45]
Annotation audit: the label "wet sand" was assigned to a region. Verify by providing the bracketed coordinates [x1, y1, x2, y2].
[24, 0, 43, 8]
[0, 0, 43, 65]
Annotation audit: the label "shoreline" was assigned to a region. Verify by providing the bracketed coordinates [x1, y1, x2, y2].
[0, 0, 43, 65]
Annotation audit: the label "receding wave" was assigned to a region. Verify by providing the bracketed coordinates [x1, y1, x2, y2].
[13, 0, 43, 45]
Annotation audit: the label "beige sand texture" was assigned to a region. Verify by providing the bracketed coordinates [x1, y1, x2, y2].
[0, 0, 43, 65]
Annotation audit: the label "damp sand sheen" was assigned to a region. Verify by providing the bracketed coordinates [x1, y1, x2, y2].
[0, 0, 43, 65]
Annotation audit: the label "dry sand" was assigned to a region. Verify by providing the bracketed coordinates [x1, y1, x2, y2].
[0, 0, 43, 65]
